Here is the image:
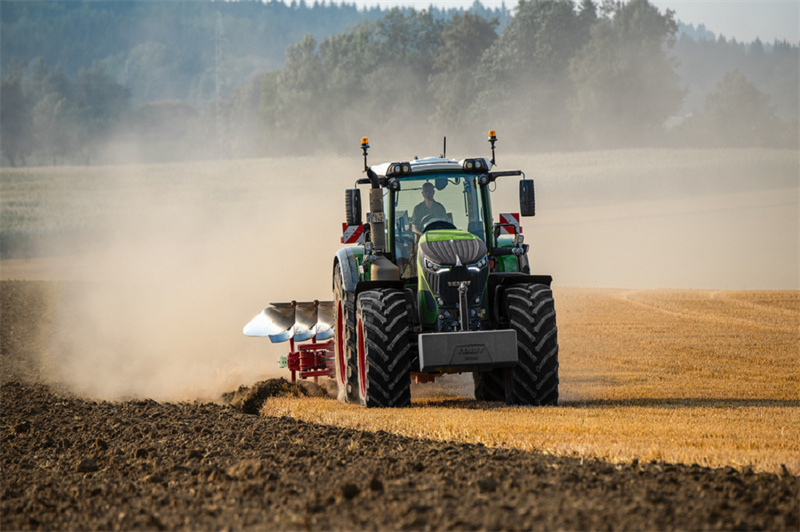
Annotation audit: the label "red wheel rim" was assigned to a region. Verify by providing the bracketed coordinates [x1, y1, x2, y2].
[357, 317, 366, 397]
[336, 301, 345, 384]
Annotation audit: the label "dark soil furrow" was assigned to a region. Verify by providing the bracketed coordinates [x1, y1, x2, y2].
[2, 380, 797, 531]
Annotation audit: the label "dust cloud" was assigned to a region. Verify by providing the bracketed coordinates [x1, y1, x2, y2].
[6, 146, 797, 401]
[38, 158, 351, 401]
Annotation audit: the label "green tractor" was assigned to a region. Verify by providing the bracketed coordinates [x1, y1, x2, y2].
[333, 132, 558, 407]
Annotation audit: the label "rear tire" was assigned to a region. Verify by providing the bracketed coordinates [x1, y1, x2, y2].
[356, 289, 412, 408]
[502, 283, 559, 406]
[333, 263, 358, 404]
[473, 369, 506, 402]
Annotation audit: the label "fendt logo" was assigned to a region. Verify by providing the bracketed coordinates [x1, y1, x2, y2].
[453, 344, 488, 362]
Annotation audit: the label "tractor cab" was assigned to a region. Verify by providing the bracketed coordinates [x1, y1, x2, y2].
[378, 160, 490, 279]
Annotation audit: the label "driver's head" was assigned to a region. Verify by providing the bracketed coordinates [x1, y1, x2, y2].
[422, 182, 434, 200]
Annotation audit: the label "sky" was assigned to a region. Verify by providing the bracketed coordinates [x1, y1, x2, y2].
[347, 0, 800, 44]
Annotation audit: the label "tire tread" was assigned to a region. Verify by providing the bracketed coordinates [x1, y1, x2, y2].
[356, 289, 412, 408]
[503, 283, 559, 406]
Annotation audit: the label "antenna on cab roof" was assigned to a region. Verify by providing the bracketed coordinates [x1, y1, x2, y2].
[441, 137, 446, 159]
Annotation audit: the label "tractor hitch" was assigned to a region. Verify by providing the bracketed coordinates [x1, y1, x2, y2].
[278, 338, 335, 383]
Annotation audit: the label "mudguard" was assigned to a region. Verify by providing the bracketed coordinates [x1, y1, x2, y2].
[333, 246, 363, 293]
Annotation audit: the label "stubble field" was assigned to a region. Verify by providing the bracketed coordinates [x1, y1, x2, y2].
[265, 288, 799, 475]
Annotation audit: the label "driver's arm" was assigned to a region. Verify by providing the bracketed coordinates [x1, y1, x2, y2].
[411, 204, 423, 234]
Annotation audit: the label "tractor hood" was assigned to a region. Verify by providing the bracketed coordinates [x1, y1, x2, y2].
[416, 229, 489, 330]
[418, 229, 487, 266]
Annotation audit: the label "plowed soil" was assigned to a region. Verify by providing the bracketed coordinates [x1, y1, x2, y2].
[2, 281, 799, 531]
[3, 380, 799, 532]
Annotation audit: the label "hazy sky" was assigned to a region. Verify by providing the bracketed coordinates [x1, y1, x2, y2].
[347, 0, 799, 44]
[652, 0, 798, 43]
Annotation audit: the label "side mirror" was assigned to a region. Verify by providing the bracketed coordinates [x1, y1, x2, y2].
[345, 189, 361, 226]
[519, 179, 535, 217]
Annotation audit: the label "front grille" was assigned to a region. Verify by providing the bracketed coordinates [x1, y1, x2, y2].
[423, 264, 488, 306]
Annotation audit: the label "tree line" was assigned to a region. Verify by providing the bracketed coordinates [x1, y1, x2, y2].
[256, 0, 798, 155]
[1, 0, 797, 166]
[1, 0, 511, 106]
[1, 59, 131, 166]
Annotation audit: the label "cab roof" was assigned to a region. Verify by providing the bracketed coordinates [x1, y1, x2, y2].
[371, 157, 491, 178]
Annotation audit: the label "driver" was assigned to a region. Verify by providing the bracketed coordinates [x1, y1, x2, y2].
[412, 182, 447, 234]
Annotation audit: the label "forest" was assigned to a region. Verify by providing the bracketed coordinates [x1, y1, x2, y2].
[1, 0, 797, 165]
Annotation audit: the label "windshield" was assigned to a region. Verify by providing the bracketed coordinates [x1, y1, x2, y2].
[391, 174, 486, 277]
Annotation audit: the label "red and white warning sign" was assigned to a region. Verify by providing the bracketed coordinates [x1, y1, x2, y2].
[498, 213, 521, 234]
[341, 223, 365, 244]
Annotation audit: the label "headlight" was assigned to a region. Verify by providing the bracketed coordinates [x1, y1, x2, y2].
[469, 257, 487, 270]
[425, 258, 440, 272]
[403, 165, 410, 172]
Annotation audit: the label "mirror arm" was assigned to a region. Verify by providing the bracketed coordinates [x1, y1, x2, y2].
[488, 170, 523, 181]
[355, 174, 388, 188]
[480, 170, 524, 187]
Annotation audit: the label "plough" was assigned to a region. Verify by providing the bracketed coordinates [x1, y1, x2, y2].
[243, 300, 335, 383]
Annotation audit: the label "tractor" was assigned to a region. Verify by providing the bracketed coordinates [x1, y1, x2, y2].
[244, 132, 558, 408]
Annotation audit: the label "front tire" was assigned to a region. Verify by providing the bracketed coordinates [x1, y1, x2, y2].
[502, 283, 559, 406]
[355, 289, 412, 408]
[333, 263, 358, 404]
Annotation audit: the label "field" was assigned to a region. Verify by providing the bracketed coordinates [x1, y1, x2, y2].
[1, 148, 798, 530]
[2, 282, 798, 531]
